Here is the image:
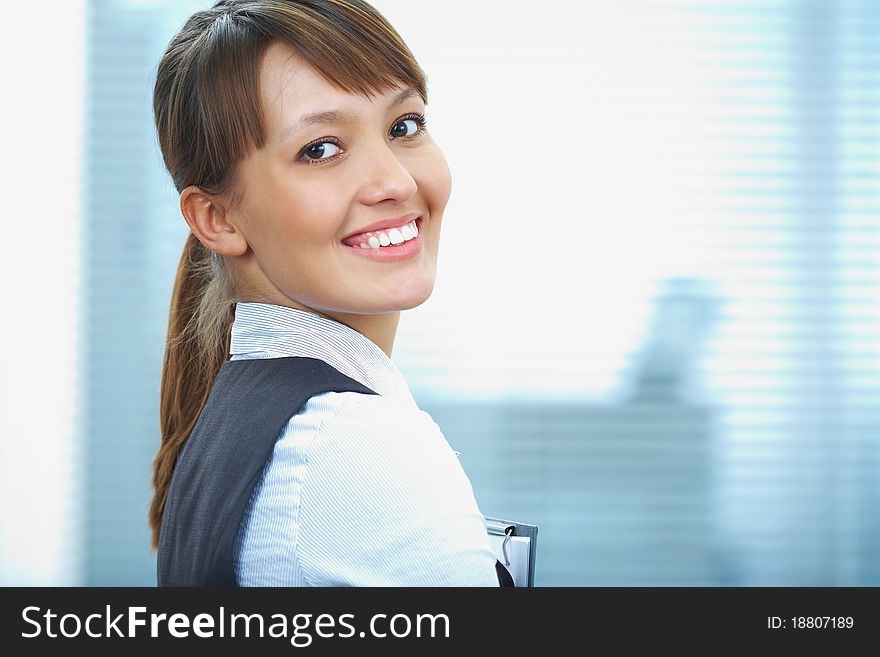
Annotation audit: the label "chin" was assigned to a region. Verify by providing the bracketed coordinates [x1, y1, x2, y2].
[397, 292, 432, 311]
[380, 275, 435, 312]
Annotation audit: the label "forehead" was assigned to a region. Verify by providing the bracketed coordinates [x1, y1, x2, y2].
[260, 42, 331, 112]
[258, 42, 403, 134]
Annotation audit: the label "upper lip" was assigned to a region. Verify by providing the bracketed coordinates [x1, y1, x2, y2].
[341, 212, 421, 243]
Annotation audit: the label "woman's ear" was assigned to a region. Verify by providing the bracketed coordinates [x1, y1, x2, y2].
[179, 185, 249, 257]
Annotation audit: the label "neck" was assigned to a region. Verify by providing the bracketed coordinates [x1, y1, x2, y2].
[232, 264, 401, 358]
[319, 308, 401, 358]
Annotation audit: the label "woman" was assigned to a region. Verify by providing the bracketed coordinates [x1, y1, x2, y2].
[149, 0, 509, 586]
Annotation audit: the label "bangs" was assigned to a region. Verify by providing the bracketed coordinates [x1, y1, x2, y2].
[156, 0, 427, 201]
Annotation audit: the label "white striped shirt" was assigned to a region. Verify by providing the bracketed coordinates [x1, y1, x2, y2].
[230, 302, 500, 586]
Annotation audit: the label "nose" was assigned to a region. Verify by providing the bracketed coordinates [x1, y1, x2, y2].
[357, 139, 418, 205]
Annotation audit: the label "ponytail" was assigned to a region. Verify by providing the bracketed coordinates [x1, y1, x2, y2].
[149, 233, 235, 550]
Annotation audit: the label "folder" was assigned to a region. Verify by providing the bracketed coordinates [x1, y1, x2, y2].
[485, 516, 538, 587]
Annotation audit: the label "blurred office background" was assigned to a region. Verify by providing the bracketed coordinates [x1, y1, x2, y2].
[0, 0, 877, 585]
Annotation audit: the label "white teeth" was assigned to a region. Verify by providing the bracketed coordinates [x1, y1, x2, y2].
[356, 219, 420, 249]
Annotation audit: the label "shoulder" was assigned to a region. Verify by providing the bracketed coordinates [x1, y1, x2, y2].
[301, 392, 476, 512]
[266, 390, 371, 447]
[272, 389, 448, 464]
[310, 392, 461, 471]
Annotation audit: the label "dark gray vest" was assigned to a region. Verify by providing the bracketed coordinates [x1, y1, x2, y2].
[156, 355, 514, 587]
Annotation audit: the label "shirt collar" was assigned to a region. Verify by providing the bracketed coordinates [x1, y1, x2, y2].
[229, 302, 416, 407]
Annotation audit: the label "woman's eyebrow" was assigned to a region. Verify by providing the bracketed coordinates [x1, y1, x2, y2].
[276, 87, 421, 144]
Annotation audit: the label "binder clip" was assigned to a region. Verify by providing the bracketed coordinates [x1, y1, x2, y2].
[502, 525, 514, 567]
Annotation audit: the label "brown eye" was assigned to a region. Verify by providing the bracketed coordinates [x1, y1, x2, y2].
[297, 138, 343, 165]
[391, 119, 416, 138]
[305, 143, 325, 159]
[390, 113, 428, 140]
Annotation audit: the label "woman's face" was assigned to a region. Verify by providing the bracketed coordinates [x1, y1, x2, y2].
[227, 41, 451, 318]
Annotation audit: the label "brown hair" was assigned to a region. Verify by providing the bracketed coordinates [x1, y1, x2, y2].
[149, 0, 428, 550]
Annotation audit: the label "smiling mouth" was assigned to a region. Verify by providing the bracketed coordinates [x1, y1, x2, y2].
[342, 217, 421, 249]
[340, 218, 423, 262]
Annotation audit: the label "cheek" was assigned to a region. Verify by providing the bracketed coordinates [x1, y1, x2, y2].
[272, 186, 347, 245]
[416, 147, 453, 212]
